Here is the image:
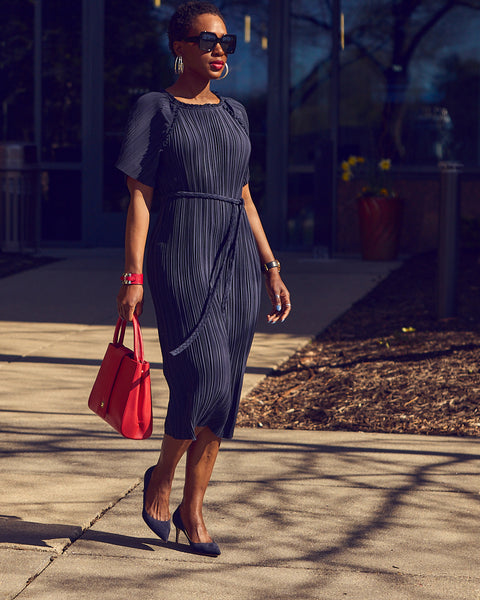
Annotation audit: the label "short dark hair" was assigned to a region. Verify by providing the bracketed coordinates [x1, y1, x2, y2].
[168, 2, 225, 55]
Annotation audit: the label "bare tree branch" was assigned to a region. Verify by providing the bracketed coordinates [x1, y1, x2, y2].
[290, 12, 330, 31]
[455, 0, 480, 7]
[403, 0, 456, 64]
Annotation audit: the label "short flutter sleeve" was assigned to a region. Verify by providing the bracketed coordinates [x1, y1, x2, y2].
[223, 97, 250, 136]
[115, 92, 175, 188]
[223, 97, 251, 187]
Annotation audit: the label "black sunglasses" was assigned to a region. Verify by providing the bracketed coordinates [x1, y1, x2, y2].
[184, 31, 237, 54]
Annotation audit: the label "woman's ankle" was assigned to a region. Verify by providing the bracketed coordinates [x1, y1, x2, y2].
[145, 470, 173, 519]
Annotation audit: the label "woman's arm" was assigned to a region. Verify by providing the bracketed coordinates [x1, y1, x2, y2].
[116, 177, 154, 321]
[242, 183, 291, 323]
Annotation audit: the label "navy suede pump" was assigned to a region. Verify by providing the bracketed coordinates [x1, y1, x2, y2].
[172, 506, 221, 556]
[142, 466, 171, 542]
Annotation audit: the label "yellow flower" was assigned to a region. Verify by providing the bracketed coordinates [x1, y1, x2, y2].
[379, 159, 391, 171]
[341, 156, 394, 198]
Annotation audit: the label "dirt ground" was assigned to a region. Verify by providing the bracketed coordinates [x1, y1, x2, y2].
[237, 250, 480, 437]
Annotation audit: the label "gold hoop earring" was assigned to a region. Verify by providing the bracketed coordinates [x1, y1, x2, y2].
[218, 62, 229, 80]
[174, 56, 184, 75]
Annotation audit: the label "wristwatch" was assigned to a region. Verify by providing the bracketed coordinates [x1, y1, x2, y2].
[262, 260, 281, 273]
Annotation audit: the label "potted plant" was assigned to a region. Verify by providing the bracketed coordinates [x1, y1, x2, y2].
[341, 156, 403, 260]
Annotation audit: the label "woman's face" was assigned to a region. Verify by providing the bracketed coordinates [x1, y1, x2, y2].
[176, 13, 229, 81]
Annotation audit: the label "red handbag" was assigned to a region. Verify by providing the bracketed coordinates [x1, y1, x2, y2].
[88, 314, 152, 439]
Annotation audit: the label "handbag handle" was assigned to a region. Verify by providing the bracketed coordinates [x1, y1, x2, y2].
[113, 315, 145, 363]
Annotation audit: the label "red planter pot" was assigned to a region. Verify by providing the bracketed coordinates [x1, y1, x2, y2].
[357, 196, 404, 260]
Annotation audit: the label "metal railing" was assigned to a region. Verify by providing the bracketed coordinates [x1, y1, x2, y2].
[0, 144, 38, 252]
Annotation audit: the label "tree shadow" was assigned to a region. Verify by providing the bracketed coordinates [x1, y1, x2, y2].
[218, 435, 480, 598]
[329, 342, 480, 369]
[2, 435, 480, 599]
[0, 353, 269, 376]
[0, 515, 205, 557]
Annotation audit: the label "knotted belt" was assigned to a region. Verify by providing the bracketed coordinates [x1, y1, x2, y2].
[167, 191, 244, 357]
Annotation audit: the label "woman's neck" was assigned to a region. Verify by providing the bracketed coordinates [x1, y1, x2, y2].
[166, 74, 217, 104]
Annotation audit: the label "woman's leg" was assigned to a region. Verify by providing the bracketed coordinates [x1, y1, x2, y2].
[144, 434, 192, 520]
[179, 426, 221, 543]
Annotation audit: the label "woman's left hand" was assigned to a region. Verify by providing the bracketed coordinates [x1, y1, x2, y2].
[264, 271, 291, 324]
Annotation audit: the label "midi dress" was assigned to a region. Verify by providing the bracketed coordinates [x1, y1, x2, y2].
[116, 90, 262, 440]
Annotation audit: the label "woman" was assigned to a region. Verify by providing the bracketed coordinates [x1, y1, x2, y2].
[116, 1, 290, 556]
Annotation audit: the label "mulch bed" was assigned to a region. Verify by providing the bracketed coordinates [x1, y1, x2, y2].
[0, 252, 58, 279]
[238, 250, 480, 437]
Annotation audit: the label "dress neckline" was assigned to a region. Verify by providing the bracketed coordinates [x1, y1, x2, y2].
[163, 90, 223, 108]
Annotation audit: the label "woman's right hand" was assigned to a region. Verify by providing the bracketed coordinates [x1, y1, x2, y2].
[117, 284, 144, 321]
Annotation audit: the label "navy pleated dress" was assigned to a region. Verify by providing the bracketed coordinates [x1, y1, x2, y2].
[116, 91, 262, 440]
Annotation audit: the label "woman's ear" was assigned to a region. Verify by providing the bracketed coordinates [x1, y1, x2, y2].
[172, 40, 183, 57]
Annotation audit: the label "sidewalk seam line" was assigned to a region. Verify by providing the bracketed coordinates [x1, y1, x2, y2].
[9, 479, 142, 599]
[64, 478, 143, 553]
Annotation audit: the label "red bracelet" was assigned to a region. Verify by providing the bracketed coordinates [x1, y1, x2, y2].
[120, 272, 143, 285]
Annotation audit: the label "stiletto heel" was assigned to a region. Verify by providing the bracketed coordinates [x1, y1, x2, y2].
[172, 506, 220, 556]
[142, 466, 171, 542]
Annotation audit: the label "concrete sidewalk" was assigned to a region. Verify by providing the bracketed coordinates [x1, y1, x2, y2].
[1, 250, 479, 600]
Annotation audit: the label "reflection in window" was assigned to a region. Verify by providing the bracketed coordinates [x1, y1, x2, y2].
[1, 1, 34, 142]
[41, 0, 82, 162]
[41, 170, 81, 241]
[290, 0, 332, 164]
[103, 0, 171, 212]
[288, 1, 332, 248]
[220, 2, 269, 211]
[340, 1, 480, 166]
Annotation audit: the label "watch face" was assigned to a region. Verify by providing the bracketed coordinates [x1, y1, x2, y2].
[263, 261, 280, 272]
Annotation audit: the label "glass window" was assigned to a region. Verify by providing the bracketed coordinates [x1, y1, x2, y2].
[337, 1, 480, 257]
[340, 1, 480, 167]
[41, 170, 82, 241]
[0, 1, 35, 142]
[220, 2, 269, 210]
[41, 0, 82, 162]
[103, 0, 173, 212]
[288, 1, 333, 248]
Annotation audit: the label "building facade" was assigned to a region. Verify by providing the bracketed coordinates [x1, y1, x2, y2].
[2, 0, 480, 253]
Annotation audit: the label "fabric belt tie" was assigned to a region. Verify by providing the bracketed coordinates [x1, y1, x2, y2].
[167, 191, 244, 357]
